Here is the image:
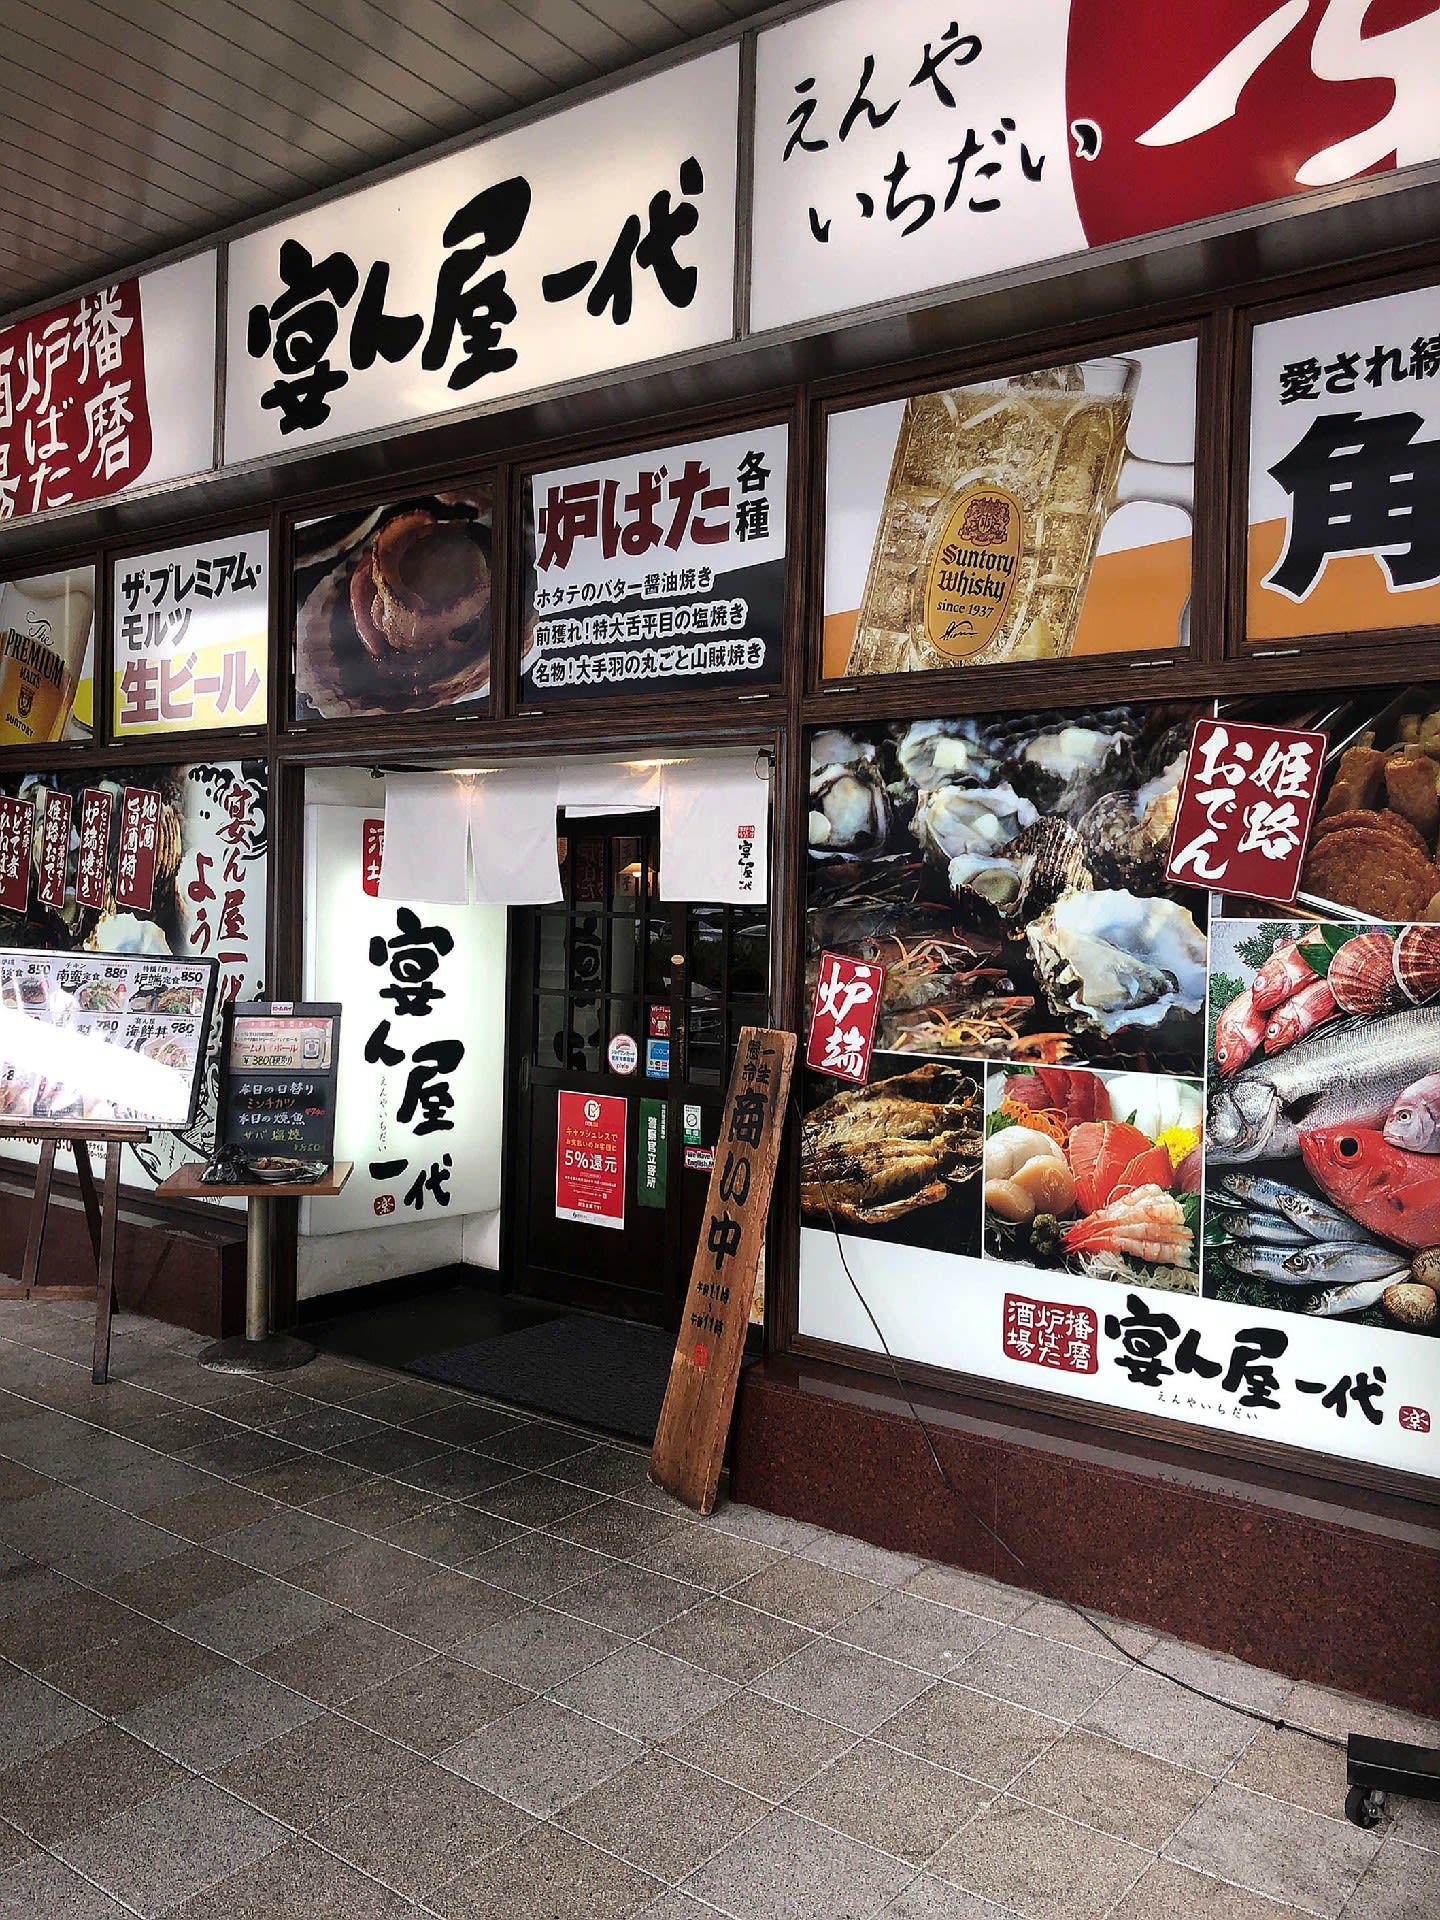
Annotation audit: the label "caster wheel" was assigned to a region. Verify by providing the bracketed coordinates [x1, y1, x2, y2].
[1345, 1785, 1386, 1829]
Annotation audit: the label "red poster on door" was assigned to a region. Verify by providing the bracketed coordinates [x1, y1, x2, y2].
[0, 797, 35, 913]
[806, 950, 885, 1083]
[556, 1090, 627, 1231]
[1165, 717, 1327, 906]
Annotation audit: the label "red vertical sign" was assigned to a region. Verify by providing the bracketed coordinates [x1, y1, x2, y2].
[555, 1090, 627, 1230]
[35, 791, 73, 908]
[74, 788, 113, 909]
[361, 817, 385, 898]
[1165, 718, 1327, 906]
[0, 796, 35, 913]
[115, 786, 161, 912]
[805, 950, 886, 1083]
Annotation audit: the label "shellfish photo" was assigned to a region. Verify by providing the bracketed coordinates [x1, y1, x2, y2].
[1204, 918, 1440, 1338]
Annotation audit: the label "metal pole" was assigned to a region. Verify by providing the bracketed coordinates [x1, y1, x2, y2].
[197, 1189, 314, 1374]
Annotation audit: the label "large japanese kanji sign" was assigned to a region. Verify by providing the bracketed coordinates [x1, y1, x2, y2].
[1248, 279, 1440, 642]
[1166, 718, 1326, 905]
[751, 0, 1440, 334]
[651, 1025, 795, 1513]
[522, 425, 788, 701]
[806, 951, 884, 1083]
[225, 52, 737, 463]
[112, 532, 269, 737]
[0, 254, 216, 525]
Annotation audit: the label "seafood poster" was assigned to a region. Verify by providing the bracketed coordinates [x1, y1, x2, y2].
[292, 487, 494, 721]
[0, 760, 269, 1199]
[521, 426, 787, 703]
[801, 702, 1440, 1476]
[822, 340, 1195, 677]
[1248, 279, 1440, 645]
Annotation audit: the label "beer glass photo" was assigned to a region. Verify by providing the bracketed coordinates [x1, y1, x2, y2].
[827, 344, 1197, 679]
[0, 567, 96, 745]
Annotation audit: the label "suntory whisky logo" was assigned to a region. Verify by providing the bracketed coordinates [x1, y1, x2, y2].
[922, 485, 1023, 661]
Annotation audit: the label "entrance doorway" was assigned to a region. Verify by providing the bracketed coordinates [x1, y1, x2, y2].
[506, 809, 770, 1329]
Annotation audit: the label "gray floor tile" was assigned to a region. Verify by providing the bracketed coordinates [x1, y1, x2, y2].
[788, 1739, 992, 1865]
[475, 1424, 594, 1471]
[958, 1625, 1125, 1722]
[1007, 1598, 1158, 1662]
[378, 1503, 522, 1568]
[836, 1591, 1003, 1677]
[217, 1506, 359, 1575]
[428, 1821, 662, 1920]
[881, 1879, 1010, 1918]
[1081, 1666, 1265, 1776]
[1166, 1781, 1381, 1916]
[466, 1531, 615, 1601]
[404, 1403, 527, 1447]
[362, 1563, 525, 1646]
[1282, 1684, 1440, 1753]
[559, 1751, 766, 1882]
[663, 1691, 858, 1801]
[284, 1534, 422, 1605]
[120, 1661, 323, 1770]
[548, 1444, 664, 1500]
[632, 1897, 718, 1920]
[209, 1712, 410, 1832]
[902, 1567, 1032, 1625]
[345, 1656, 530, 1754]
[1144, 1641, 1296, 1718]
[0, 1669, 100, 1769]
[550, 1643, 735, 1742]
[1013, 1724, 1212, 1849]
[1225, 1722, 1350, 1821]
[265, 1404, 392, 1452]
[795, 1533, 923, 1588]
[930, 1792, 1150, 1920]
[0, 1722, 184, 1847]
[309, 1749, 535, 1897]
[57, 1774, 287, 1918]
[349, 1379, 472, 1424]
[1342, 1837, 1440, 1919]
[0, 1462, 50, 1506]
[697, 1506, 821, 1553]
[102, 1545, 255, 1622]
[881, 1684, 1064, 1789]
[77, 1455, 215, 1517]
[453, 1605, 626, 1691]
[252, 1613, 430, 1706]
[632, 1524, 784, 1594]
[442, 1696, 645, 1816]
[645, 1597, 814, 1684]
[9, 1490, 184, 1584]
[548, 1498, 680, 1561]
[1112, 1857, 1315, 1919]
[0, 1586, 136, 1670]
[143, 1482, 276, 1544]
[756, 1638, 933, 1736]
[170, 1576, 342, 1659]
[307, 1476, 443, 1541]
[683, 1807, 913, 1920]
[240, 1452, 373, 1508]
[181, 1429, 307, 1479]
[0, 1565, 74, 1628]
[329, 1429, 454, 1475]
[0, 1820, 37, 1873]
[165, 1836, 415, 1918]
[401, 1450, 522, 1502]
[730, 1557, 883, 1632]
[38, 1622, 228, 1716]
[0, 1854, 132, 1919]
[558, 1561, 708, 1638]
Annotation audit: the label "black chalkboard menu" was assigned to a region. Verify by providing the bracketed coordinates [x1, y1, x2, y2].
[219, 1001, 341, 1168]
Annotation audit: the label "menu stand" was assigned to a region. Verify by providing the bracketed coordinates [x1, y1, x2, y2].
[0, 1122, 151, 1385]
[156, 1162, 353, 1375]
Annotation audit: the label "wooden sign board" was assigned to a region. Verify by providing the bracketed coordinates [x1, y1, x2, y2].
[650, 1025, 795, 1514]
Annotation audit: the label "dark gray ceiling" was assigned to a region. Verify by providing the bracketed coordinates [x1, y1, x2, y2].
[1, 0, 772, 316]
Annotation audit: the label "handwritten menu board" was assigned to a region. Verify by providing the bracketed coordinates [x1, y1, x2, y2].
[221, 1003, 340, 1164]
[0, 949, 217, 1129]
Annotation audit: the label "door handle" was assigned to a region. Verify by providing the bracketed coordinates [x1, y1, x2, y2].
[518, 1054, 531, 1094]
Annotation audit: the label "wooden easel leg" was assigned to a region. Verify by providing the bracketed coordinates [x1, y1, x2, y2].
[72, 1140, 104, 1267]
[92, 1141, 123, 1385]
[20, 1140, 57, 1297]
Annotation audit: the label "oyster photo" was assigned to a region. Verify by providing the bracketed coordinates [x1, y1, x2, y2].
[294, 490, 494, 719]
[1026, 889, 1207, 1041]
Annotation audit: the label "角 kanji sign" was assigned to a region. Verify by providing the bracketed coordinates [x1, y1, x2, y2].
[806, 950, 885, 1083]
[1166, 718, 1326, 904]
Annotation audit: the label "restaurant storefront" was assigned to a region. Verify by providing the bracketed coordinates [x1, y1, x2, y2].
[3, 0, 1438, 1712]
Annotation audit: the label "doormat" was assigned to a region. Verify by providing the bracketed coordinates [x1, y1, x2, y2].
[408, 1313, 678, 1443]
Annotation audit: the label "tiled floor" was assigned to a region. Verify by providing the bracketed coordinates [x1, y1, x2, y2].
[0, 1299, 1433, 1920]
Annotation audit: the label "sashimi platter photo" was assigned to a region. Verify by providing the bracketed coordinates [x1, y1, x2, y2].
[800, 684, 1440, 1477]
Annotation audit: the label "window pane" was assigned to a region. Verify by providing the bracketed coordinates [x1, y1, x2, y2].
[569, 914, 605, 994]
[538, 911, 567, 990]
[611, 836, 643, 910]
[566, 998, 602, 1073]
[535, 994, 567, 1068]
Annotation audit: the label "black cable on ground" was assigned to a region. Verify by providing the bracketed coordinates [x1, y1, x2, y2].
[798, 1090, 1347, 1755]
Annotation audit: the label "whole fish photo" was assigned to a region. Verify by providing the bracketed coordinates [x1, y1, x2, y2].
[1205, 918, 1440, 1338]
